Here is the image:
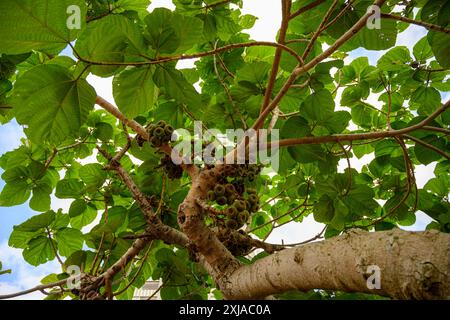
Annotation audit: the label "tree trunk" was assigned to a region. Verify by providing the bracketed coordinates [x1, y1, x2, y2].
[220, 229, 450, 299]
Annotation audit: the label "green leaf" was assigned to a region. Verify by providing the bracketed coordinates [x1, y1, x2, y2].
[0, 79, 12, 95]
[160, 286, 180, 300]
[410, 86, 441, 115]
[15, 211, 56, 232]
[289, 144, 326, 164]
[341, 83, 370, 106]
[424, 176, 449, 197]
[51, 211, 70, 230]
[9, 228, 43, 249]
[323, 111, 351, 133]
[96, 206, 128, 234]
[343, 185, 379, 217]
[145, 8, 204, 54]
[414, 136, 447, 165]
[351, 104, 377, 128]
[114, 0, 152, 13]
[235, 61, 271, 88]
[314, 195, 334, 223]
[214, 11, 241, 41]
[350, 57, 369, 76]
[153, 64, 202, 108]
[153, 101, 185, 129]
[63, 250, 88, 271]
[250, 212, 272, 239]
[413, 36, 433, 62]
[55, 228, 84, 257]
[428, 32, 450, 69]
[79, 163, 107, 188]
[55, 179, 85, 199]
[1, 165, 29, 182]
[12, 64, 96, 144]
[23, 236, 56, 266]
[75, 15, 145, 77]
[301, 89, 335, 122]
[0, 0, 86, 54]
[354, 19, 397, 50]
[280, 116, 311, 139]
[70, 204, 97, 229]
[377, 47, 411, 72]
[145, 8, 179, 54]
[113, 66, 156, 118]
[93, 122, 114, 142]
[0, 181, 30, 206]
[69, 199, 88, 218]
[374, 139, 401, 158]
[29, 182, 52, 212]
[239, 14, 258, 29]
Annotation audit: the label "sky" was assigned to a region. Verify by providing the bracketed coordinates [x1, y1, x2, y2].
[0, 0, 444, 299]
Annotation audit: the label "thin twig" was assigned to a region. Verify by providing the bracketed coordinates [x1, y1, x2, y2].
[381, 13, 450, 34]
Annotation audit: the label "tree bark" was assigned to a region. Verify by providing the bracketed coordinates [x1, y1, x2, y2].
[220, 229, 450, 299]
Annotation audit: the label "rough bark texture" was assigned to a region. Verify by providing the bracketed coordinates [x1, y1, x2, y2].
[220, 229, 450, 299]
[178, 168, 240, 279]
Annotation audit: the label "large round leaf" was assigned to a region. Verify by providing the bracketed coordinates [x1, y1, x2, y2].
[12, 64, 96, 144]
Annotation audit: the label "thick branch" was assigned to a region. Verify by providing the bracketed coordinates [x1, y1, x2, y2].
[95, 96, 148, 138]
[221, 229, 450, 299]
[101, 224, 189, 281]
[178, 169, 240, 281]
[259, 0, 292, 115]
[269, 99, 450, 148]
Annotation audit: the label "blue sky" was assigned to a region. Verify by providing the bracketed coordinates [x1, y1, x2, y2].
[0, 121, 61, 299]
[0, 0, 445, 299]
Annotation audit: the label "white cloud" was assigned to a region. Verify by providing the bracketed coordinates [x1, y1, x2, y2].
[414, 163, 436, 189]
[148, 0, 175, 12]
[267, 214, 325, 245]
[0, 121, 25, 155]
[50, 195, 71, 212]
[241, 0, 281, 41]
[395, 24, 427, 49]
[87, 75, 114, 104]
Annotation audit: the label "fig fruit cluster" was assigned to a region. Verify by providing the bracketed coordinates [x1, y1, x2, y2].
[205, 163, 262, 244]
[160, 155, 183, 180]
[147, 120, 174, 148]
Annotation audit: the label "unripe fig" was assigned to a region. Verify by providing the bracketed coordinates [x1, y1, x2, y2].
[233, 199, 246, 211]
[147, 124, 156, 135]
[150, 136, 161, 147]
[154, 127, 165, 137]
[248, 194, 259, 204]
[214, 184, 225, 196]
[164, 125, 174, 136]
[226, 206, 238, 217]
[216, 196, 227, 206]
[157, 120, 166, 127]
